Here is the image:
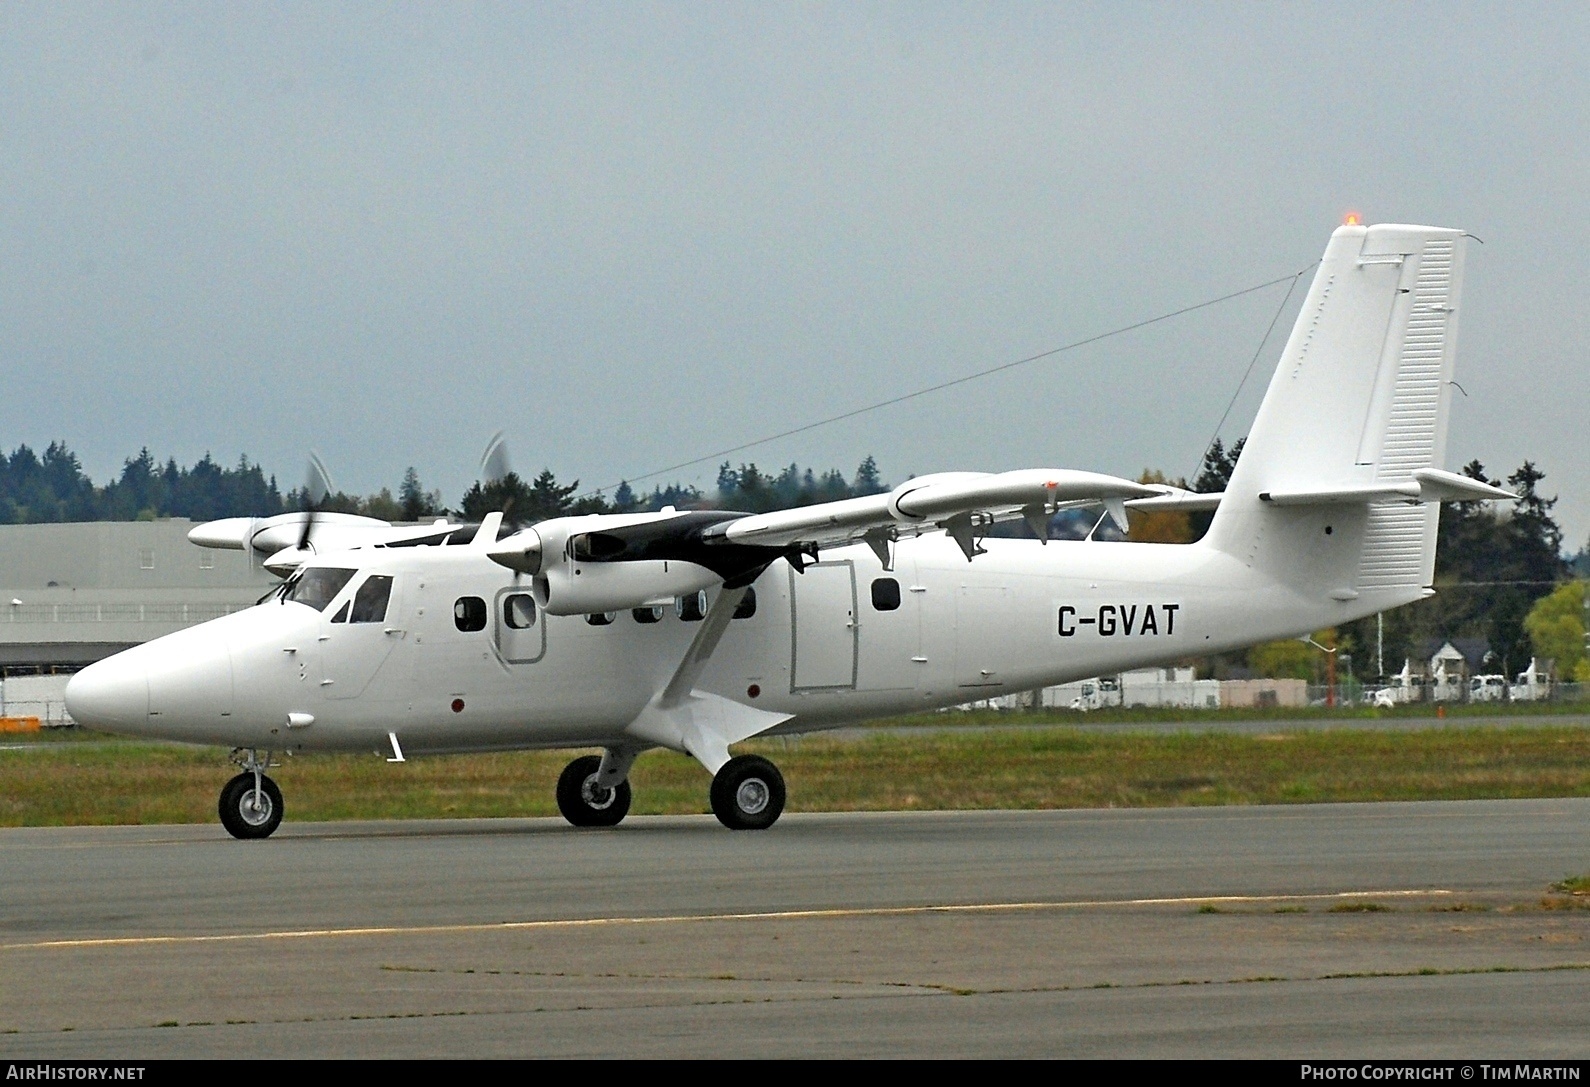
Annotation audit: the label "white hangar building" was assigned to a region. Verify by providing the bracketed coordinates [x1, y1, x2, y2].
[0, 519, 275, 674]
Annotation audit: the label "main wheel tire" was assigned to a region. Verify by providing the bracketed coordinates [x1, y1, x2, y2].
[218, 772, 284, 840]
[556, 755, 632, 828]
[710, 754, 786, 830]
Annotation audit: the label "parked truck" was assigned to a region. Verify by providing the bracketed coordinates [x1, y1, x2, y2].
[1510, 658, 1554, 702]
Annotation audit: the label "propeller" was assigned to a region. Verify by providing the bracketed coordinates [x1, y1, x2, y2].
[480, 431, 511, 487]
[477, 431, 541, 573]
[477, 431, 519, 536]
[296, 452, 334, 554]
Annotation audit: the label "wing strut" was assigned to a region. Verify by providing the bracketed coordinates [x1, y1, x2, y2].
[623, 585, 793, 774]
[658, 585, 749, 709]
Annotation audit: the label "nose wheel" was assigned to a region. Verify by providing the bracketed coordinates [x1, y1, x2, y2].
[220, 749, 284, 839]
[556, 754, 632, 827]
[219, 771, 283, 839]
[710, 754, 785, 830]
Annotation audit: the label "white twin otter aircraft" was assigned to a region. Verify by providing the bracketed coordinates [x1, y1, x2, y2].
[65, 222, 1512, 838]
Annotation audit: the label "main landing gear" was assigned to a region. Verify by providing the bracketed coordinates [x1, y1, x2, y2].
[710, 754, 785, 830]
[553, 750, 786, 831]
[219, 749, 283, 840]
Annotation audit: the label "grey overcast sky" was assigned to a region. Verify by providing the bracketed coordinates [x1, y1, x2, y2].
[3, 3, 1587, 545]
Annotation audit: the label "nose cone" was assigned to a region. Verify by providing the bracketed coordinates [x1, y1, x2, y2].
[65, 653, 150, 733]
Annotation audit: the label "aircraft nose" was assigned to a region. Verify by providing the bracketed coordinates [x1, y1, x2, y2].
[64, 653, 149, 733]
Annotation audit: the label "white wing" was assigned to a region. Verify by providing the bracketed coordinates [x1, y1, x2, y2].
[704, 468, 1163, 559]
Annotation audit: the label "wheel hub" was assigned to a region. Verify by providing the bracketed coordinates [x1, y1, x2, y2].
[735, 777, 770, 815]
[580, 776, 616, 810]
[239, 790, 274, 826]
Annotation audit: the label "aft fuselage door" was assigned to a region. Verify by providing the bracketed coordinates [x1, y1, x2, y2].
[954, 582, 1011, 688]
[790, 560, 857, 691]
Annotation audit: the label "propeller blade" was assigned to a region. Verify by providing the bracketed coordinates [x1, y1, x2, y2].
[297, 452, 335, 552]
[305, 452, 333, 506]
[480, 432, 511, 486]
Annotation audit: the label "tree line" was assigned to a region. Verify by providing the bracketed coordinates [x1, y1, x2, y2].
[0, 441, 894, 527]
[0, 444, 288, 524]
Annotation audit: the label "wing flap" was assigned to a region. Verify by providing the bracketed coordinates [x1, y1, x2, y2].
[1124, 489, 1224, 513]
[714, 468, 1160, 549]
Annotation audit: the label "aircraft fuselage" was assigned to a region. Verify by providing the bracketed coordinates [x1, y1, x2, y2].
[74, 527, 1398, 757]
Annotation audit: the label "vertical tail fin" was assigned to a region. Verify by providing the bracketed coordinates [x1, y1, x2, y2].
[1205, 223, 1468, 599]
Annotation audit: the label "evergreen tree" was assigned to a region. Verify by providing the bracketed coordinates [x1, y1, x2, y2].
[852, 455, 884, 495]
[1189, 437, 1243, 539]
[399, 467, 439, 521]
[1370, 460, 1569, 676]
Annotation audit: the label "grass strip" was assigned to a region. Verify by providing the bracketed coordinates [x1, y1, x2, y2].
[3, 724, 1590, 827]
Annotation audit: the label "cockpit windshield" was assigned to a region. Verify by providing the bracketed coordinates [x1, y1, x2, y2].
[283, 567, 356, 612]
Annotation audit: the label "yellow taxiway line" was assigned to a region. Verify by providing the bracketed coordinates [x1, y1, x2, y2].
[1, 889, 1452, 952]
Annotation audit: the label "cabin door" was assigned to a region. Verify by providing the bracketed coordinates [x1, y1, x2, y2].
[789, 561, 857, 690]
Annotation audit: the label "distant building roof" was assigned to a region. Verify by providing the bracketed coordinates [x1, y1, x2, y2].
[0, 519, 273, 670]
[1418, 637, 1492, 670]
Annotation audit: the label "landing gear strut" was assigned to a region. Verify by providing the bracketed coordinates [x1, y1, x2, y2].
[556, 753, 632, 827]
[219, 749, 283, 840]
[710, 754, 785, 830]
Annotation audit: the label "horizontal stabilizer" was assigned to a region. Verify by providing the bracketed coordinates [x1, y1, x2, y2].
[1409, 468, 1516, 503]
[1260, 468, 1513, 507]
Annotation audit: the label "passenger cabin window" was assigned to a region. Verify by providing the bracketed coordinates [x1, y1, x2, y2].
[733, 586, 757, 620]
[350, 575, 394, 624]
[632, 605, 665, 624]
[676, 591, 707, 622]
[871, 577, 901, 611]
[503, 594, 537, 629]
[286, 568, 357, 612]
[454, 596, 487, 632]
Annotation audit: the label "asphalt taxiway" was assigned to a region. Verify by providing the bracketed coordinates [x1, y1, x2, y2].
[2, 800, 1588, 1058]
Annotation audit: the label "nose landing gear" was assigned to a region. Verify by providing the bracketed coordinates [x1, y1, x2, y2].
[220, 749, 284, 840]
[555, 753, 633, 827]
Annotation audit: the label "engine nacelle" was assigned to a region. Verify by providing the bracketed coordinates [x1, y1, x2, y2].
[532, 558, 721, 616]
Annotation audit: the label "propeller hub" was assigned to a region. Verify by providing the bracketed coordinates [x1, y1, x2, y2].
[486, 528, 544, 575]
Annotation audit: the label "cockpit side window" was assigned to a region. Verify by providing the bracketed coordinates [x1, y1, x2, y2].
[330, 601, 350, 624]
[350, 575, 394, 624]
[284, 568, 356, 612]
